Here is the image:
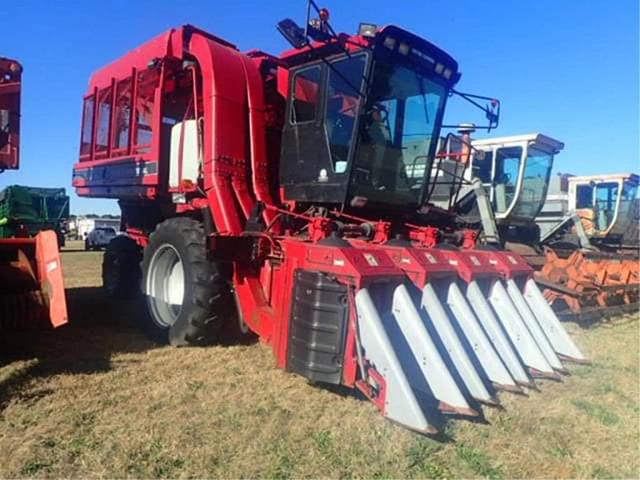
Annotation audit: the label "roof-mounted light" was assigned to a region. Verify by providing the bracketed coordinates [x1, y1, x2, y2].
[383, 36, 396, 50]
[398, 42, 410, 56]
[358, 23, 377, 38]
[443, 68, 453, 80]
[435, 63, 444, 75]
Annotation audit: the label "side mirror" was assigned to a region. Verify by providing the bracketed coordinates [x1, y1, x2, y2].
[277, 19, 307, 49]
[485, 99, 500, 130]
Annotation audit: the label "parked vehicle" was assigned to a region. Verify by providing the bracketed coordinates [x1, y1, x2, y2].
[85, 226, 117, 250]
[442, 129, 638, 321]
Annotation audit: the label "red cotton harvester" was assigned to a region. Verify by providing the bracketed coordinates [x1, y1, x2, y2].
[0, 57, 68, 328]
[72, 5, 586, 434]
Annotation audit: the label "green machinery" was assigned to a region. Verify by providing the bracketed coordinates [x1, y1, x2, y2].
[0, 185, 70, 245]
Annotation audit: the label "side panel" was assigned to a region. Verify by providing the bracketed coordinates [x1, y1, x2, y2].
[35, 231, 68, 327]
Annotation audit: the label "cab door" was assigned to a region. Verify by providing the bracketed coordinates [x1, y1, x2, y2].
[279, 55, 367, 205]
[280, 63, 333, 202]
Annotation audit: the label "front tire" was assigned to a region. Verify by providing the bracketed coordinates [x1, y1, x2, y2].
[103, 236, 142, 298]
[140, 217, 234, 346]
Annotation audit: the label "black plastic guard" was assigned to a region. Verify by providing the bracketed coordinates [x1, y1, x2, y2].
[287, 270, 349, 385]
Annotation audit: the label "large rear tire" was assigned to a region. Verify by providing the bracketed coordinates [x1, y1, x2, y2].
[140, 217, 233, 346]
[102, 236, 143, 299]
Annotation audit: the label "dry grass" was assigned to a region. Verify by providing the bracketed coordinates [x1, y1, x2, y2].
[0, 240, 638, 478]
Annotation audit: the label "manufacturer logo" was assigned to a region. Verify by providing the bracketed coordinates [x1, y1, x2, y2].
[363, 253, 379, 266]
[424, 253, 437, 264]
[469, 255, 481, 266]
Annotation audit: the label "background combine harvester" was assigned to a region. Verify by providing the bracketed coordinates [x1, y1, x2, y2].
[0, 185, 70, 247]
[536, 173, 639, 320]
[0, 57, 67, 328]
[447, 130, 639, 322]
[72, 5, 585, 434]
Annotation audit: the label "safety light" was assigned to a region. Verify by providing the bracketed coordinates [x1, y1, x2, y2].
[309, 18, 321, 29]
[398, 42, 410, 56]
[383, 36, 396, 50]
[358, 23, 378, 38]
[435, 63, 444, 75]
[443, 68, 453, 80]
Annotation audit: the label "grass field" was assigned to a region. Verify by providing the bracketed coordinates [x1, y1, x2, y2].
[1, 241, 638, 478]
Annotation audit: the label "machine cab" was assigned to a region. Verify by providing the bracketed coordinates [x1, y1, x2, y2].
[0, 58, 22, 171]
[568, 173, 639, 239]
[469, 133, 563, 224]
[278, 26, 459, 215]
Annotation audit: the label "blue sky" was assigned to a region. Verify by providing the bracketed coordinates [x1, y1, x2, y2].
[2, 0, 638, 214]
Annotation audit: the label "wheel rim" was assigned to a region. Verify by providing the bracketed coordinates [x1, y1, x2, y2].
[145, 244, 185, 328]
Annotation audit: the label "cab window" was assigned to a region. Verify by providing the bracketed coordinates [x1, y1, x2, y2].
[576, 184, 593, 208]
[472, 150, 493, 183]
[325, 55, 366, 173]
[95, 87, 112, 154]
[291, 66, 321, 124]
[595, 182, 618, 231]
[112, 77, 133, 152]
[135, 69, 160, 151]
[79, 95, 95, 156]
[493, 146, 522, 213]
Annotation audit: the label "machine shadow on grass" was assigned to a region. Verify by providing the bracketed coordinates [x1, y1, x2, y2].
[0, 283, 261, 411]
[0, 286, 155, 410]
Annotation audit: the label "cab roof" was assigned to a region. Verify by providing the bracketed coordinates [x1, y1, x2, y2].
[472, 133, 564, 153]
[568, 173, 639, 184]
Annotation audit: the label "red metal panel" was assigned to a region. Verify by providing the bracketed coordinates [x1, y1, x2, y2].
[89, 28, 182, 90]
[189, 33, 256, 235]
[436, 249, 500, 283]
[34, 231, 68, 327]
[369, 243, 457, 287]
[239, 55, 278, 226]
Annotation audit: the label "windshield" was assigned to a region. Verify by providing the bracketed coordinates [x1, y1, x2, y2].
[350, 55, 446, 206]
[575, 180, 637, 235]
[509, 147, 553, 219]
